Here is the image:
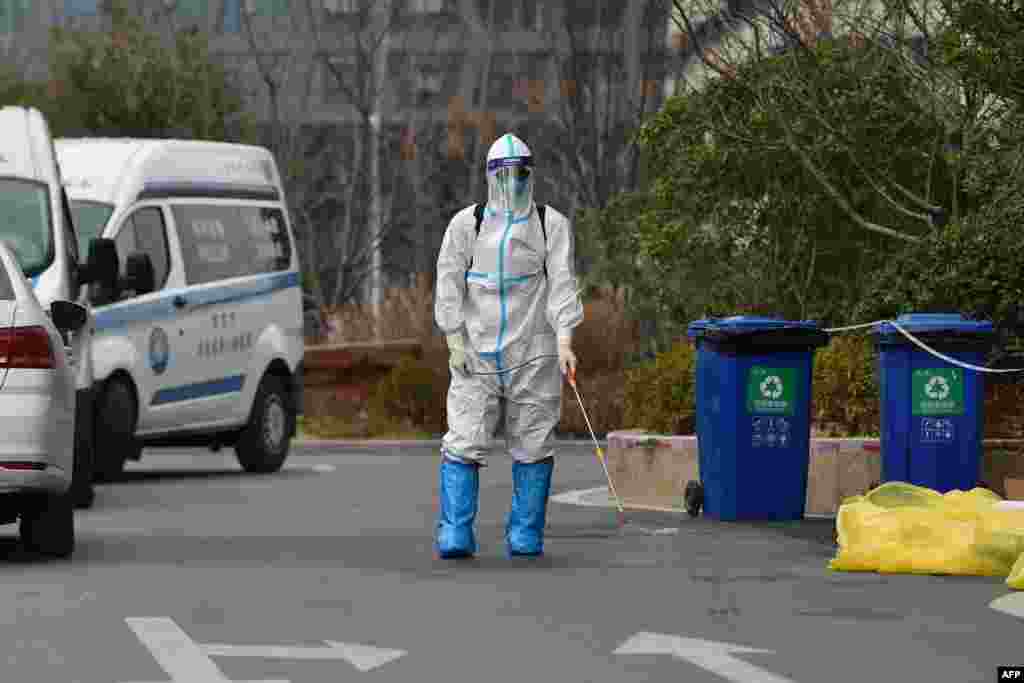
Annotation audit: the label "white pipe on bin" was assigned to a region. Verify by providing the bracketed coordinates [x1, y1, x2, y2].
[823, 319, 1024, 375]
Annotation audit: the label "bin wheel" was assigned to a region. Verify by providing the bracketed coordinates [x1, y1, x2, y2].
[684, 480, 704, 518]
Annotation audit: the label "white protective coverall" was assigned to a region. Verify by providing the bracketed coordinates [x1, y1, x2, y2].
[432, 133, 584, 559]
[434, 133, 584, 466]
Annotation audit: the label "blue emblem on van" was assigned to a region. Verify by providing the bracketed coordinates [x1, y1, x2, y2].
[149, 326, 170, 375]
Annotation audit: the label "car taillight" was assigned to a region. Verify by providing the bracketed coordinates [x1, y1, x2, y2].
[0, 462, 45, 471]
[0, 326, 54, 369]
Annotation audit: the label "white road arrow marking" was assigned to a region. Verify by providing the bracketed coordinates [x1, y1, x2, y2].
[990, 593, 1024, 620]
[283, 463, 337, 474]
[202, 641, 407, 672]
[614, 631, 797, 683]
[122, 617, 288, 683]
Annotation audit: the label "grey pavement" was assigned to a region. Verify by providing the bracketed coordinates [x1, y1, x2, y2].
[0, 441, 1018, 682]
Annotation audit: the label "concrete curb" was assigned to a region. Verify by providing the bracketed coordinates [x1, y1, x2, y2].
[552, 486, 838, 520]
[294, 438, 609, 448]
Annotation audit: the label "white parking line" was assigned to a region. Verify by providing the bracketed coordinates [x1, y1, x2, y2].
[990, 592, 1024, 619]
[551, 486, 612, 508]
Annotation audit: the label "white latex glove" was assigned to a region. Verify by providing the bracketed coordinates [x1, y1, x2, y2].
[446, 333, 470, 377]
[557, 332, 577, 381]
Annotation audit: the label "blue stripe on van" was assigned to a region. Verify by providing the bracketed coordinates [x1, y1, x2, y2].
[151, 374, 246, 406]
[93, 271, 300, 332]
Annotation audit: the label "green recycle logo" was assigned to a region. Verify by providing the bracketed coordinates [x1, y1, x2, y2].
[760, 375, 784, 400]
[924, 375, 950, 400]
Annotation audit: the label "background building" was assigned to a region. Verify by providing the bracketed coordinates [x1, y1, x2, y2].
[0, 0, 675, 307]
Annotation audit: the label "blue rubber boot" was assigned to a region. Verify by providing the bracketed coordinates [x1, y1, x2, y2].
[436, 457, 480, 559]
[506, 457, 554, 557]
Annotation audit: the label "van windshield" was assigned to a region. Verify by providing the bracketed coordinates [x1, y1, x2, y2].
[0, 178, 54, 277]
[69, 200, 114, 256]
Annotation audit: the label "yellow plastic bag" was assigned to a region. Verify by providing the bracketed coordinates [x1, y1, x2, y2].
[864, 481, 943, 509]
[1008, 552, 1024, 589]
[829, 482, 1024, 582]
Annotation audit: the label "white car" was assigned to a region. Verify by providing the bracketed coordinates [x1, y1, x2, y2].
[0, 240, 87, 558]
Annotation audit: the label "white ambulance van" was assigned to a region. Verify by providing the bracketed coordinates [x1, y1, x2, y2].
[56, 138, 305, 481]
[0, 106, 113, 511]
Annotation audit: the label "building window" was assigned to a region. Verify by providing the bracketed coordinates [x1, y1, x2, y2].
[407, 0, 443, 13]
[488, 53, 550, 113]
[0, 0, 28, 33]
[243, 0, 291, 17]
[395, 55, 454, 108]
[169, 0, 207, 22]
[64, 0, 97, 17]
[324, 0, 359, 14]
[565, 1, 626, 27]
[478, 0, 541, 31]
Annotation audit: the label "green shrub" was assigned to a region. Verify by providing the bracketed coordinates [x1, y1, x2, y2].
[558, 370, 627, 437]
[812, 334, 880, 437]
[368, 355, 448, 435]
[622, 339, 697, 434]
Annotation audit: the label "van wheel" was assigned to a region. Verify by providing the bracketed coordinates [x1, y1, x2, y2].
[235, 375, 293, 474]
[94, 377, 141, 482]
[20, 492, 75, 558]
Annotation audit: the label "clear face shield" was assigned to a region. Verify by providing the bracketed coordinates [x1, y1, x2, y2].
[487, 157, 534, 215]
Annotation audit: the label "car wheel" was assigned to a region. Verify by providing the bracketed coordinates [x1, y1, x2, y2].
[70, 390, 96, 509]
[94, 377, 141, 482]
[20, 492, 75, 558]
[235, 374, 293, 474]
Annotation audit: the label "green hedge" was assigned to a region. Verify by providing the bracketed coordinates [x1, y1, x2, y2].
[368, 355, 448, 436]
[621, 334, 880, 437]
[622, 340, 697, 435]
[811, 335, 880, 437]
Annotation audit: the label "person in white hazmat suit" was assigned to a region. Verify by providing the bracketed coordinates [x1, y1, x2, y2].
[433, 133, 584, 559]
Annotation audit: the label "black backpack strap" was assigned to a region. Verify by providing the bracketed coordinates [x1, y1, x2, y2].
[473, 203, 485, 236]
[538, 205, 548, 279]
[467, 203, 550, 278]
[467, 203, 485, 271]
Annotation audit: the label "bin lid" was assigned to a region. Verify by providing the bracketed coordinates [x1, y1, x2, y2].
[701, 316, 829, 350]
[873, 313, 994, 337]
[686, 318, 713, 339]
[705, 316, 822, 334]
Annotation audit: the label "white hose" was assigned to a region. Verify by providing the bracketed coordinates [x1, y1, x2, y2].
[886, 320, 1024, 374]
[823, 318, 1024, 375]
[824, 320, 891, 333]
[466, 318, 1024, 377]
[468, 353, 559, 375]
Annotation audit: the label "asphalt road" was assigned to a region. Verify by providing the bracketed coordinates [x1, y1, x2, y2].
[0, 440, 1019, 683]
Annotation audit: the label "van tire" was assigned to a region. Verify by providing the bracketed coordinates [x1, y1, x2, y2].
[235, 374, 293, 474]
[20, 492, 75, 558]
[94, 377, 141, 482]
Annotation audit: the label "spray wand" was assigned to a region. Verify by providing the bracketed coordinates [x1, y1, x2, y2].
[568, 367, 627, 526]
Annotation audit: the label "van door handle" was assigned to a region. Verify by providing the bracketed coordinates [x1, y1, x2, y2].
[172, 295, 188, 309]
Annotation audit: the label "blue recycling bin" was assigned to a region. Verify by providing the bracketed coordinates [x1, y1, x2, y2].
[872, 314, 995, 493]
[691, 317, 830, 521]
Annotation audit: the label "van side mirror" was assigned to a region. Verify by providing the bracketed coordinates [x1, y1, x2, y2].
[51, 300, 87, 332]
[122, 252, 155, 296]
[83, 238, 119, 290]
